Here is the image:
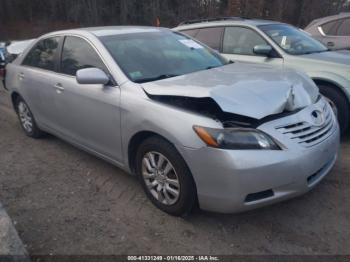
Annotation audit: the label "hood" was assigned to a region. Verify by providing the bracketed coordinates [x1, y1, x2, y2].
[142, 63, 319, 119]
[301, 50, 350, 66]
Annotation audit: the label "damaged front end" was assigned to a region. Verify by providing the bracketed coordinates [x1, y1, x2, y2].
[146, 94, 258, 128]
[141, 63, 319, 129]
[146, 92, 315, 129]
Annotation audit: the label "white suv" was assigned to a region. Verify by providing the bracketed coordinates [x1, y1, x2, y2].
[174, 17, 350, 134]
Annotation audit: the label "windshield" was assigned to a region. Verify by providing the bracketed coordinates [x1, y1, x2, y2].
[259, 24, 328, 55]
[99, 30, 228, 83]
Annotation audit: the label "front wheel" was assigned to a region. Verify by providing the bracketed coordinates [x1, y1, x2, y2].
[136, 136, 197, 216]
[318, 85, 350, 134]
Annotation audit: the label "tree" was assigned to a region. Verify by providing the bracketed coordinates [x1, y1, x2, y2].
[1, 0, 349, 40]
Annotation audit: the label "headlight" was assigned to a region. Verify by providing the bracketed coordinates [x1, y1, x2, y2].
[193, 126, 281, 150]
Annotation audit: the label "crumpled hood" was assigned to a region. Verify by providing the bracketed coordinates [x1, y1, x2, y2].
[301, 50, 350, 66]
[142, 63, 319, 119]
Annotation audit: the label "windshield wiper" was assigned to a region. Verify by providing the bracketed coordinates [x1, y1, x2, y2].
[205, 63, 230, 70]
[301, 49, 330, 55]
[205, 66, 219, 70]
[134, 74, 179, 84]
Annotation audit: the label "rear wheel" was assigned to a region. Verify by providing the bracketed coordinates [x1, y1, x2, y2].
[15, 97, 45, 138]
[318, 85, 350, 134]
[136, 136, 197, 216]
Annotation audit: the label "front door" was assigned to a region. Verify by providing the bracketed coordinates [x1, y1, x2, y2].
[53, 36, 122, 163]
[221, 26, 284, 67]
[321, 18, 350, 50]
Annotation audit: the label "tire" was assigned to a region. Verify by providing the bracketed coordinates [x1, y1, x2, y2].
[318, 85, 350, 134]
[15, 96, 45, 138]
[136, 136, 197, 216]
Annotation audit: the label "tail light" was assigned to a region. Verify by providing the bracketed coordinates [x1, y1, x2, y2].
[0, 68, 6, 79]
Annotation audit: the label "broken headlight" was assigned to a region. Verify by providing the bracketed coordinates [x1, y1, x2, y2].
[193, 126, 281, 150]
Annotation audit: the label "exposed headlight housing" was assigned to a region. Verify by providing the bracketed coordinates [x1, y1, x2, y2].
[193, 126, 281, 150]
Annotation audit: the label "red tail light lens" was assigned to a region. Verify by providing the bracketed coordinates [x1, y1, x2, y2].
[0, 68, 6, 79]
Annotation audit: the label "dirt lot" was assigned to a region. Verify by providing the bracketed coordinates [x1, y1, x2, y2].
[0, 85, 350, 256]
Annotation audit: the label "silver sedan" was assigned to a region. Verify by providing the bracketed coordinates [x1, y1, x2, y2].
[5, 26, 340, 216]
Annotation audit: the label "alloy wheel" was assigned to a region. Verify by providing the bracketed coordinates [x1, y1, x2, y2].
[142, 151, 180, 206]
[18, 101, 33, 133]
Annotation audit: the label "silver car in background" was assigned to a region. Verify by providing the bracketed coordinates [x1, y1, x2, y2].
[305, 12, 350, 50]
[5, 39, 35, 63]
[5, 26, 340, 215]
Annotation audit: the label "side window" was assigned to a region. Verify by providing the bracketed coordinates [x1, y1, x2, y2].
[61, 36, 107, 76]
[223, 27, 267, 56]
[181, 29, 199, 38]
[337, 18, 350, 36]
[195, 27, 224, 51]
[22, 37, 60, 71]
[321, 20, 340, 35]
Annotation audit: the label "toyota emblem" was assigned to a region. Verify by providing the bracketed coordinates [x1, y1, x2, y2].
[311, 110, 325, 127]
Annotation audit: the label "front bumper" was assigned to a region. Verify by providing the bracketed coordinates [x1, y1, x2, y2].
[180, 99, 340, 213]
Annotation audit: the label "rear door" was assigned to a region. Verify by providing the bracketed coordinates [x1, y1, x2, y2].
[53, 36, 123, 162]
[319, 18, 350, 50]
[221, 26, 284, 67]
[20, 36, 62, 129]
[193, 27, 224, 52]
[333, 18, 350, 50]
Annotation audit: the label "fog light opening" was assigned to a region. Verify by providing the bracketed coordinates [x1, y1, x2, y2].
[245, 189, 274, 203]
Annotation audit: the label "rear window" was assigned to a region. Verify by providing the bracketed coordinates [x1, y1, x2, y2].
[181, 29, 199, 38]
[337, 18, 350, 36]
[22, 37, 60, 71]
[321, 20, 340, 35]
[194, 27, 224, 51]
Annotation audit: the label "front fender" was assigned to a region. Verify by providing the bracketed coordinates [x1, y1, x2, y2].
[120, 84, 222, 170]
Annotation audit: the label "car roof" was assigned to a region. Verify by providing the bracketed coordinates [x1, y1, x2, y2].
[43, 26, 170, 38]
[174, 18, 283, 31]
[306, 12, 350, 28]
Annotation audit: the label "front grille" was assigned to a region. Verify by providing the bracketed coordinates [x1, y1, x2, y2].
[276, 103, 334, 147]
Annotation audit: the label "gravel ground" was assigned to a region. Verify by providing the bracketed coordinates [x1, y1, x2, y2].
[0, 85, 350, 256]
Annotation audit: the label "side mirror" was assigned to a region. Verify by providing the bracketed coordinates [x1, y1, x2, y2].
[76, 68, 110, 85]
[253, 45, 273, 57]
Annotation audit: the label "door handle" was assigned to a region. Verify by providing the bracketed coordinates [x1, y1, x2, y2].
[54, 83, 65, 93]
[18, 73, 25, 80]
[327, 42, 335, 47]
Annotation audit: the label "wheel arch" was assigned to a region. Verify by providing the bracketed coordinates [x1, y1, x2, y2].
[10, 91, 21, 112]
[127, 131, 175, 174]
[127, 130, 199, 213]
[312, 78, 350, 104]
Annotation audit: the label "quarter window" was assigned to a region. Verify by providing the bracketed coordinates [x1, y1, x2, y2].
[223, 27, 267, 55]
[195, 27, 224, 51]
[22, 37, 60, 71]
[61, 36, 107, 76]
